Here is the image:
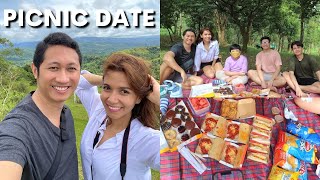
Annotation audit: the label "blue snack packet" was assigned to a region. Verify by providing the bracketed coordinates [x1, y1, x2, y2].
[287, 120, 320, 146]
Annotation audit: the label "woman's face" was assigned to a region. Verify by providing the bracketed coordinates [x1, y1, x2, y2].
[201, 30, 212, 43]
[100, 70, 141, 122]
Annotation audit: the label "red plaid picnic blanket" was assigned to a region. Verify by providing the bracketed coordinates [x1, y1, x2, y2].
[160, 98, 320, 180]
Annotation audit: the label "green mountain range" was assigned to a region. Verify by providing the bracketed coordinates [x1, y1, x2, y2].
[4, 36, 160, 65]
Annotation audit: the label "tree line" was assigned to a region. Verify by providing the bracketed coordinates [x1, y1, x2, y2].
[161, 0, 320, 53]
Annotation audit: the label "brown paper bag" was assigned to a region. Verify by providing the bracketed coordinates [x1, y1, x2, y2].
[237, 98, 256, 119]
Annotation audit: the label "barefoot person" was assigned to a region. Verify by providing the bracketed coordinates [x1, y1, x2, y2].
[248, 36, 286, 91]
[160, 28, 203, 89]
[283, 41, 320, 97]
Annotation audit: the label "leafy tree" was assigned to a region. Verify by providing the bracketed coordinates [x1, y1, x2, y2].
[0, 37, 28, 120]
[212, 0, 281, 53]
[295, 0, 320, 43]
[160, 0, 181, 41]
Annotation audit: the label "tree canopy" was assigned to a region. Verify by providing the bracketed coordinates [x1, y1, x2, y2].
[160, 0, 320, 53]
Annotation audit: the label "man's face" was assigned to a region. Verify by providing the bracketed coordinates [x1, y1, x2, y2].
[292, 45, 303, 56]
[261, 39, 270, 50]
[32, 45, 80, 105]
[183, 31, 196, 46]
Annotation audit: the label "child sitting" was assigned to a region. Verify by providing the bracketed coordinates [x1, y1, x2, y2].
[216, 44, 248, 85]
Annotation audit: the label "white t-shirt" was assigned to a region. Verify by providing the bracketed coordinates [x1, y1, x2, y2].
[75, 72, 160, 180]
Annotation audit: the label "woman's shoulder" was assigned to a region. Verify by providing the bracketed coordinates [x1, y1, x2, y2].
[210, 40, 219, 46]
[196, 41, 204, 48]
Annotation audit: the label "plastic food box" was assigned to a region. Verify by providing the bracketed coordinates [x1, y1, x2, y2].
[187, 98, 210, 117]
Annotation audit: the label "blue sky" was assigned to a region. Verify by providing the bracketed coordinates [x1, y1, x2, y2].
[0, 0, 160, 42]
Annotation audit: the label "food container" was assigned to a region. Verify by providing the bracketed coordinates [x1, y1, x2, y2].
[187, 98, 210, 117]
[161, 101, 201, 151]
[233, 83, 246, 94]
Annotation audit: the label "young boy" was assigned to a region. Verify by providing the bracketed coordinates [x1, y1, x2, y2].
[216, 44, 248, 85]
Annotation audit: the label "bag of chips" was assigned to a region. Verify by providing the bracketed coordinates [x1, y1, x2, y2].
[268, 165, 299, 180]
[287, 120, 320, 146]
[276, 131, 319, 164]
[273, 148, 307, 180]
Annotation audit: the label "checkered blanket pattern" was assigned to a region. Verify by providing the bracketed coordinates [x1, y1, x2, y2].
[160, 98, 320, 180]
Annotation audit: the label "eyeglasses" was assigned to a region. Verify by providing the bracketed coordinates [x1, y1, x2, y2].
[261, 41, 269, 44]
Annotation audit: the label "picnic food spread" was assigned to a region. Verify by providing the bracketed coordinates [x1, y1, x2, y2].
[160, 97, 320, 179]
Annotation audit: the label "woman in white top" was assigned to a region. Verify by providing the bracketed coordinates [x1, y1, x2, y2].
[194, 27, 223, 78]
[75, 52, 160, 180]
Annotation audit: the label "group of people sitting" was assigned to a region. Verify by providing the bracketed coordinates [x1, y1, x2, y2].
[160, 28, 320, 98]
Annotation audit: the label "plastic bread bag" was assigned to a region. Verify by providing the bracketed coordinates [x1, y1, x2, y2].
[276, 131, 319, 164]
[273, 148, 307, 180]
[287, 120, 320, 146]
[268, 165, 299, 180]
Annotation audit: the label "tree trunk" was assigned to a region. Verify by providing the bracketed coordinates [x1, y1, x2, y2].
[179, 13, 183, 37]
[214, 10, 227, 46]
[287, 37, 292, 51]
[281, 37, 284, 52]
[240, 26, 250, 53]
[167, 28, 173, 42]
[278, 35, 281, 52]
[300, 16, 304, 43]
[239, 20, 252, 53]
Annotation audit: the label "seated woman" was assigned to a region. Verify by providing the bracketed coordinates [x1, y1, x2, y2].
[216, 44, 248, 85]
[76, 52, 160, 180]
[194, 27, 223, 78]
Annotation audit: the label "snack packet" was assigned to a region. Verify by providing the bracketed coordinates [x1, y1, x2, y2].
[277, 131, 319, 164]
[287, 120, 320, 146]
[268, 165, 299, 180]
[273, 149, 307, 180]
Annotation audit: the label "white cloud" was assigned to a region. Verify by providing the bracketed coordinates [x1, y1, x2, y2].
[0, 0, 159, 42]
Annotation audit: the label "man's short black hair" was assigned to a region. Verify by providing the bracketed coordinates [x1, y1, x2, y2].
[229, 44, 241, 52]
[291, 41, 304, 49]
[260, 36, 271, 43]
[33, 32, 82, 72]
[182, 28, 196, 37]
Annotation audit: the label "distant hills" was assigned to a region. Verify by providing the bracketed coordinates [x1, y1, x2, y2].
[4, 35, 160, 64]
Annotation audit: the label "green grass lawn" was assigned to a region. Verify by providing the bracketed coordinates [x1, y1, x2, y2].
[65, 94, 160, 180]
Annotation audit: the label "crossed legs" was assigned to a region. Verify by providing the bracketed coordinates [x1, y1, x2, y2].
[248, 70, 286, 90]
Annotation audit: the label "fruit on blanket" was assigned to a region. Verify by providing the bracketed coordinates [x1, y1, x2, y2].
[235, 83, 245, 88]
[234, 83, 246, 93]
[190, 98, 209, 110]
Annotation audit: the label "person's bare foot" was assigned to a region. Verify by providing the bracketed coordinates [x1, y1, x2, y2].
[270, 86, 277, 92]
[250, 81, 258, 86]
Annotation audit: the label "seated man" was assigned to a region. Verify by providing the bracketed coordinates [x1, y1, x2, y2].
[248, 36, 286, 91]
[216, 44, 248, 85]
[160, 28, 203, 89]
[283, 41, 320, 97]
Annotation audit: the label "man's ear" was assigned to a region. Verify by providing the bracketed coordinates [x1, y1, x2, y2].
[31, 63, 38, 79]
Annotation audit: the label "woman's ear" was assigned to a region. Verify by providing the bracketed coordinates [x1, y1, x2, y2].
[135, 98, 141, 104]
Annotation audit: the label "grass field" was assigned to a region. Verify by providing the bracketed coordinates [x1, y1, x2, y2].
[65, 94, 160, 180]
